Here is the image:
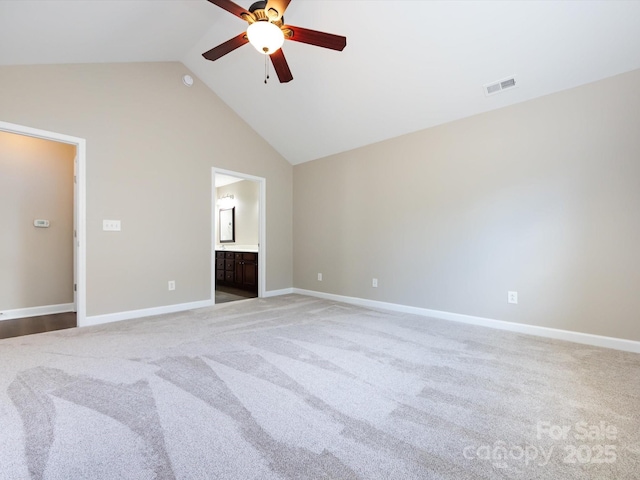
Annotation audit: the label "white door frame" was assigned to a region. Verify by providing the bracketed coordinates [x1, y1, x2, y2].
[211, 168, 266, 302]
[0, 120, 87, 325]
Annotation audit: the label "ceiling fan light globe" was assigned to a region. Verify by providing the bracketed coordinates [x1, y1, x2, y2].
[247, 21, 285, 55]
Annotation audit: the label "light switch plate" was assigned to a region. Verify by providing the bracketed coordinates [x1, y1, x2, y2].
[103, 220, 121, 231]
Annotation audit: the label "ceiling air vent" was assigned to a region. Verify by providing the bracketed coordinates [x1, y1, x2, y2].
[483, 75, 518, 97]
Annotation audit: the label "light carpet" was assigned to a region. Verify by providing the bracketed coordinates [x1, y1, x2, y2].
[1, 294, 638, 479]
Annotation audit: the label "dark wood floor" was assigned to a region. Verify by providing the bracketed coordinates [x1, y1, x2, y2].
[215, 285, 257, 304]
[0, 312, 77, 339]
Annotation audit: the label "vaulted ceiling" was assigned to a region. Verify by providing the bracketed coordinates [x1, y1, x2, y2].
[1, 1, 640, 164]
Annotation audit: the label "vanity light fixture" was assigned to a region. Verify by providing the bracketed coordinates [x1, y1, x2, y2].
[217, 193, 235, 208]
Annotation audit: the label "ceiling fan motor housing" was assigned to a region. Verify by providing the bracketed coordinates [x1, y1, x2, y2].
[249, 1, 267, 12]
[247, 1, 284, 25]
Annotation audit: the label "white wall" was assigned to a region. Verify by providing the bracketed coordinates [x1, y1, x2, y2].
[215, 180, 259, 246]
[294, 69, 640, 342]
[0, 62, 293, 315]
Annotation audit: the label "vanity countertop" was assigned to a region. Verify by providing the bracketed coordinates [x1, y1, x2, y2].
[215, 245, 258, 253]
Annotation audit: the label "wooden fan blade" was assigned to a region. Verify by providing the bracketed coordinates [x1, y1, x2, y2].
[207, 0, 251, 20]
[265, 0, 291, 20]
[284, 25, 346, 51]
[202, 32, 249, 61]
[270, 49, 293, 83]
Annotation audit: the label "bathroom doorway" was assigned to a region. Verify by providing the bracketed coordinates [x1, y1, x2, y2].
[211, 168, 265, 304]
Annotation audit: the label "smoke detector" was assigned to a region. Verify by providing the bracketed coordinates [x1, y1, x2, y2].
[182, 74, 194, 87]
[483, 75, 517, 96]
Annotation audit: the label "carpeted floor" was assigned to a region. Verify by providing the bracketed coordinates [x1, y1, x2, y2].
[0, 294, 638, 479]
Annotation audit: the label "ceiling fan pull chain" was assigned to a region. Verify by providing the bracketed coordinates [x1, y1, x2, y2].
[264, 55, 270, 84]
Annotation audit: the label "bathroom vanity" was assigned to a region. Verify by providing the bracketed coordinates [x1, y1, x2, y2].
[215, 250, 258, 294]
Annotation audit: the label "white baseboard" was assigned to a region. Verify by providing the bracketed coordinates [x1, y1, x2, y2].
[0, 303, 75, 322]
[82, 299, 214, 327]
[293, 289, 640, 354]
[263, 288, 294, 298]
[81, 288, 293, 327]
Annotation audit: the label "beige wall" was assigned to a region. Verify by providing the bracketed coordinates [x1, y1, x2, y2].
[294, 69, 640, 342]
[0, 62, 292, 316]
[0, 132, 75, 310]
[216, 180, 259, 246]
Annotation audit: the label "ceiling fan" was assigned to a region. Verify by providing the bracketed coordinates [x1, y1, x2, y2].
[202, 0, 347, 83]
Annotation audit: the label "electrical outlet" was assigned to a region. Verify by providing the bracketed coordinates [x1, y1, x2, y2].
[508, 291, 518, 304]
[372, 278, 378, 288]
[168, 280, 176, 291]
[317, 273, 323, 281]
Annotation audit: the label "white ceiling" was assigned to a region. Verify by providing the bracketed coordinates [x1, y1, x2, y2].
[2, 1, 640, 165]
[215, 173, 244, 188]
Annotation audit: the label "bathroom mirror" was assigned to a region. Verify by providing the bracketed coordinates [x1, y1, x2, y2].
[219, 207, 235, 243]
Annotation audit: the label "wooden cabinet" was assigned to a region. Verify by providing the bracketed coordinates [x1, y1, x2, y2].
[234, 252, 258, 293]
[215, 257, 225, 282]
[224, 253, 235, 283]
[215, 251, 258, 294]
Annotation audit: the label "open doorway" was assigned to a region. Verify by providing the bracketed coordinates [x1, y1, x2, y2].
[0, 121, 86, 335]
[212, 168, 265, 304]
